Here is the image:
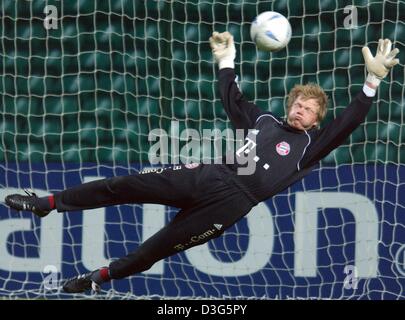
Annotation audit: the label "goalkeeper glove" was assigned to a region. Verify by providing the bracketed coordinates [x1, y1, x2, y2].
[362, 38, 400, 89]
[209, 31, 236, 69]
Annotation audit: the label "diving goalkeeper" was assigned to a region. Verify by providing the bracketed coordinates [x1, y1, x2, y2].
[4, 32, 399, 293]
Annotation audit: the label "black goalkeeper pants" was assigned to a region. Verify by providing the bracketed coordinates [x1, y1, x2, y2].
[54, 164, 255, 279]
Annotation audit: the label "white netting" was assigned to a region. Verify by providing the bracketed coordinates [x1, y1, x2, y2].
[0, 0, 404, 299]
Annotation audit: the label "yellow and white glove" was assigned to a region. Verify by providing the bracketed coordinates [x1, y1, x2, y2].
[209, 31, 236, 69]
[362, 38, 400, 96]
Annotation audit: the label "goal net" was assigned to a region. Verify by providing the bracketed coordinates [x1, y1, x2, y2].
[0, 0, 404, 299]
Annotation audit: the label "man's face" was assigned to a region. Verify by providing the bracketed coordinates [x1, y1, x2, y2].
[287, 95, 320, 131]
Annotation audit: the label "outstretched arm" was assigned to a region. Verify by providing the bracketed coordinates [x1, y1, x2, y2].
[210, 31, 265, 130]
[301, 39, 400, 168]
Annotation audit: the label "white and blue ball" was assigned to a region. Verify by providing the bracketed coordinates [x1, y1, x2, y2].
[250, 11, 292, 52]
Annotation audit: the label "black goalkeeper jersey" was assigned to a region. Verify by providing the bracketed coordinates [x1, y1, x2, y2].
[217, 68, 374, 203]
[51, 68, 376, 280]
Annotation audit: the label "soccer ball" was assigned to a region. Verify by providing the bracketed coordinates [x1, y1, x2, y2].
[250, 11, 292, 52]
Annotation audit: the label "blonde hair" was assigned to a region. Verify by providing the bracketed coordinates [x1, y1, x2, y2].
[287, 83, 328, 124]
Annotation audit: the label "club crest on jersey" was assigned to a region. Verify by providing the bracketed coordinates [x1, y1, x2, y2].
[276, 141, 290, 156]
[185, 163, 200, 169]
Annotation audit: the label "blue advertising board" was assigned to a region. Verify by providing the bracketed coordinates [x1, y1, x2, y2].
[0, 163, 404, 299]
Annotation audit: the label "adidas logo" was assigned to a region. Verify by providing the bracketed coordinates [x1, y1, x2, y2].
[214, 224, 223, 230]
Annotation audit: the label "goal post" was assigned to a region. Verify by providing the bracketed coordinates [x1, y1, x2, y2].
[0, 0, 404, 299]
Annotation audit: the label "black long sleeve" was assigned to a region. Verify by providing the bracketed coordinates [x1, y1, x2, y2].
[218, 68, 265, 130]
[301, 90, 374, 168]
[217, 70, 374, 203]
[223, 88, 374, 203]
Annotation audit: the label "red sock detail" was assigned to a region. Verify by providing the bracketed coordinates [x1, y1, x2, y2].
[100, 268, 111, 281]
[48, 195, 55, 210]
